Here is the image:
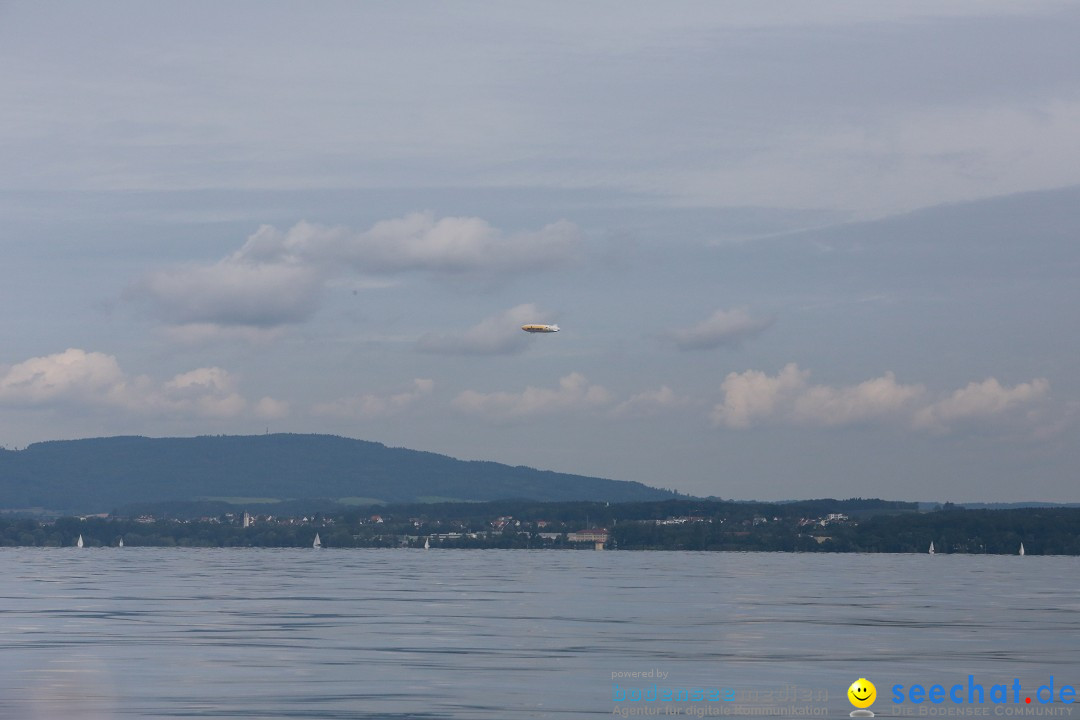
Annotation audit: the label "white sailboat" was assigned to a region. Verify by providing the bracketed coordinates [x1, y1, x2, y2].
[119, 537, 124, 548]
[76, 534, 84, 548]
[928, 541, 935, 555]
[1019, 542, 1025, 556]
[424, 537, 430, 549]
[312, 533, 322, 549]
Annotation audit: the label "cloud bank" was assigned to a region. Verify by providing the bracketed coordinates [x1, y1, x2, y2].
[913, 377, 1051, 433]
[712, 363, 1050, 433]
[132, 213, 580, 333]
[136, 263, 325, 328]
[0, 348, 283, 419]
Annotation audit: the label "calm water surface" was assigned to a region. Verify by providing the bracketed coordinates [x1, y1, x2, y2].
[1, 549, 1077, 719]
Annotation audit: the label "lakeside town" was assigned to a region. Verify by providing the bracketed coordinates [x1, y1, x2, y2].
[3, 499, 1077, 554]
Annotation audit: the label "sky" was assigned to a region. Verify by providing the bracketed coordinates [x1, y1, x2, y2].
[1, 0, 1079, 501]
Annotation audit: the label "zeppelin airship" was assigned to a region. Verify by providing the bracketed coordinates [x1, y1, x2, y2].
[521, 323, 559, 333]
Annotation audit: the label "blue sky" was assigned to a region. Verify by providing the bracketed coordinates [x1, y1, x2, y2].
[2, 1, 1078, 501]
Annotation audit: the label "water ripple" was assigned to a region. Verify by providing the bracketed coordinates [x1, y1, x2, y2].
[1, 549, 1078, 718]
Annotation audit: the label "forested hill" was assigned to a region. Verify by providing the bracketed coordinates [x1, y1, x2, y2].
[0, 434, 676, 513]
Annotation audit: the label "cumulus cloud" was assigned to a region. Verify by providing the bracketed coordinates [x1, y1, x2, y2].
[236, 214, 580, 275]
[312, 378, 434, 419]
[913, 377, 1051, 433]
[0, 348, 128, 405]
[711, 363, 1050, 433]
[668, 308, 773, 350]
[610, 385, 693, 418]
[416, 303, 551, 355]
[131, 213, 580, 333]
[0, 348, 279, 419]
[790, 372, 926, 427]
[711, 364, 813, 428]
[454, 372, 611, 419]
[159, 367, 247, 418]
[135, 262, 325, 328]
[712, 363, 924, 428]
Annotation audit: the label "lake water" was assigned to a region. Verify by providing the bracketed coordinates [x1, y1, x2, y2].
[1, 549, 1077, 719]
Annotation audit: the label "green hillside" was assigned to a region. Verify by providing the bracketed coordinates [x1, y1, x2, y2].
[0, 434, 675, 513]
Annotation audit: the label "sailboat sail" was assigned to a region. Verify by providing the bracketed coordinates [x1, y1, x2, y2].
[313, 533, 322, 549]
[77, 534, 84, 548]
[928, 541, 935, 555]
[1019, 542, 1025, 556]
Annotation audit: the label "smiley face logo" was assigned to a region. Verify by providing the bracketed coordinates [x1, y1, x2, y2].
[848, 678, 876, 709]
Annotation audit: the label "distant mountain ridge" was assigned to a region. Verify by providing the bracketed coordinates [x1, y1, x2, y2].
[0, 434, 675, 514]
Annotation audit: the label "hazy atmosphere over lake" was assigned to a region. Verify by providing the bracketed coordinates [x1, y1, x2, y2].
[1, 1, 1078, 501]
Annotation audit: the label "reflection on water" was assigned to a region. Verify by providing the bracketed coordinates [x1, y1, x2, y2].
[0, 550, 1077, 718]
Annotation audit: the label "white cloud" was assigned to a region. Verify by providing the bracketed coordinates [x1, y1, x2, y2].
[312, 378, 434, 420]
[712, 363, 811, 429]
[712, 364, 1051, 434]
[668, 308, 773, 350]
[712, 364, 922, 429]
[790, 372, 925, 427]
[134, 261, 324, 328]
[454, 372, 611, 419]
[611, 385, 693, 419]
[233, 214, 581, 275]
[0, 348, 127, 405]
[159, 367, 247, 418]
[914, 377, 1051, 432]
[131, 213, 580, 333]
[0, 348, 278, 419]
[416, 303, 551, 356]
